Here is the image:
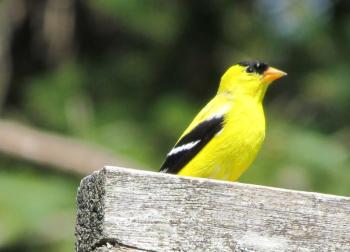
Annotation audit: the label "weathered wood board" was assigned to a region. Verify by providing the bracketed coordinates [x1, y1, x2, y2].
[75, 166, 350, 251]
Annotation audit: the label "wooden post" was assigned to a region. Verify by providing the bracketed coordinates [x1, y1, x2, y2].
[75, 166, 350, 252]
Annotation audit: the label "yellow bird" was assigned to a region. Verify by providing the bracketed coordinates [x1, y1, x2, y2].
[159, 61, 286, 181]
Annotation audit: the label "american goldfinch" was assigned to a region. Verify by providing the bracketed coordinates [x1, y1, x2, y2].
[159, 61, 286, 181]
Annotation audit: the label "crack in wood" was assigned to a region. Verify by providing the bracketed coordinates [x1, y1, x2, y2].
[93, 238, 157, 252]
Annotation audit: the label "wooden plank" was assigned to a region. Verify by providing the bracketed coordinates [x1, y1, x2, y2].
[75, 166, 350, 252]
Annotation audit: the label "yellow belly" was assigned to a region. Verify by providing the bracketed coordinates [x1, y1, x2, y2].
[178, 98, 265, 181]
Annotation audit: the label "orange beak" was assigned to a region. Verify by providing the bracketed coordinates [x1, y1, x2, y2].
[262, 67, 287, 84]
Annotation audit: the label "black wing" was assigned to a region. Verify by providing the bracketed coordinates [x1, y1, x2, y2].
[159, 116, 224, 174]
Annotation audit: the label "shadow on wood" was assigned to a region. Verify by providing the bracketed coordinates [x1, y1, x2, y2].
[75, 166, 350, 252]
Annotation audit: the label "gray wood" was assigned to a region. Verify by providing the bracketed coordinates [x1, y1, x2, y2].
[75, 166, 350, 252]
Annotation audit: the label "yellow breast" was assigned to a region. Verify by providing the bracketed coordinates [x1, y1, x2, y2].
[178, 96, 265, 181]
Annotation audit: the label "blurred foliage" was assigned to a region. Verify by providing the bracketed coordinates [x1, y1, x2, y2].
[0, 158, 76, 252]
[1, 0, 350, 251]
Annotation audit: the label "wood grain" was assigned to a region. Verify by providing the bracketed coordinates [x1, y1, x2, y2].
[75, 166, 350, 252]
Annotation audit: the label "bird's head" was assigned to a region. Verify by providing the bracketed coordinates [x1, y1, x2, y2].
[218, 61, 287, 102]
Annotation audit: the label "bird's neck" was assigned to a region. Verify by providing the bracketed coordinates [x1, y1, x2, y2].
[256, 85, 268, 103]
[217, 86, 267, 105]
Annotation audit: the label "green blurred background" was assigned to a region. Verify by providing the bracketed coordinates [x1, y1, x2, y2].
[0, 0, 349, 251]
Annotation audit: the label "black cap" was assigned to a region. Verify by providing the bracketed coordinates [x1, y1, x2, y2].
[238, 61, 269, 75]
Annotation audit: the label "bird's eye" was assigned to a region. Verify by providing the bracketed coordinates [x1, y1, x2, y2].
[246, 66, 254, 73]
